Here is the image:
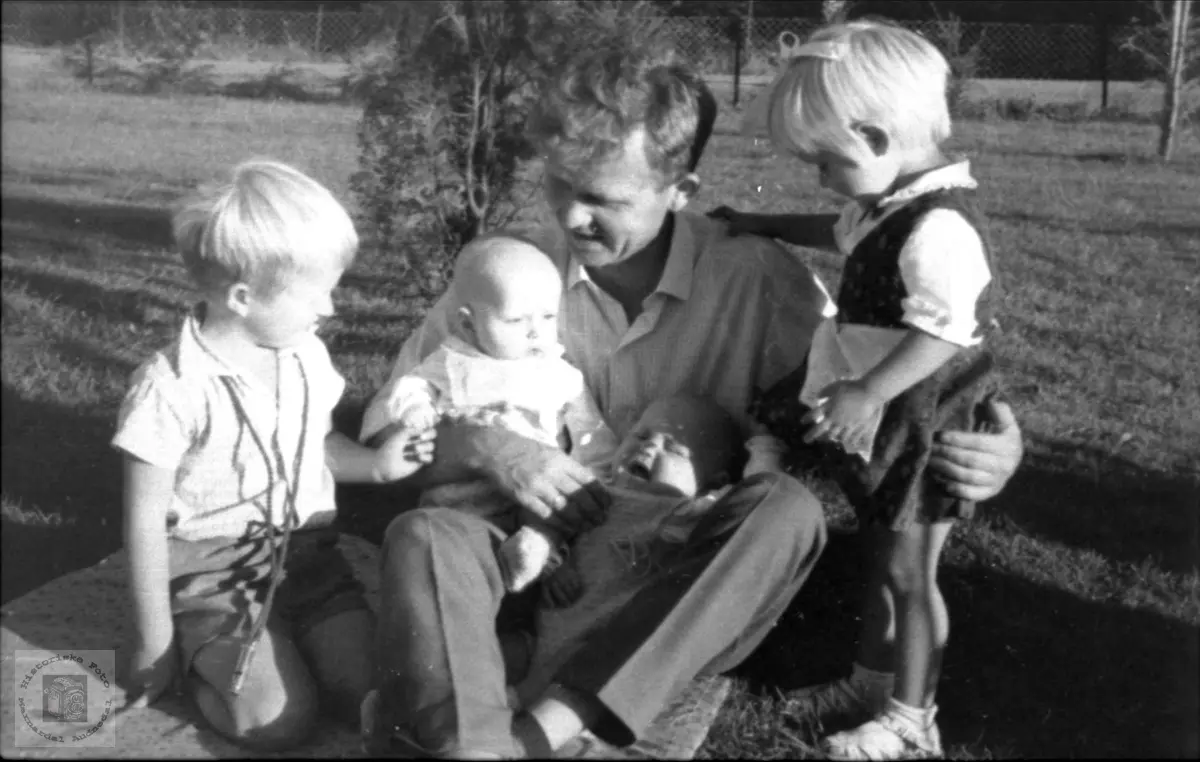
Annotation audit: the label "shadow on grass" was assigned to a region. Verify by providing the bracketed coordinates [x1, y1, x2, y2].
[1006, 439, 1199, 576]
[1, 194, 174, 251]
[992, 209, 1200, 241]
[730, 525, 1199, 758]
[1, 387, 124, 604]
[3, 259, 186, 325]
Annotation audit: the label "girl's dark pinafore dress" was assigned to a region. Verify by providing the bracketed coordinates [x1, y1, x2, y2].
[753, 188, 1001, 530]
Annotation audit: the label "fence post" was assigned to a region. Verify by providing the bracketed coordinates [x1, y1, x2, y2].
[314, 4, 324, 53]
[733, 16, 743, 107]
[745, 0, 754, 63]
[1098, 14, 1110, 110]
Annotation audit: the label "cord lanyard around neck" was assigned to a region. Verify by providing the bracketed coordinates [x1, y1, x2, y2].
[221, 350, 310, 695]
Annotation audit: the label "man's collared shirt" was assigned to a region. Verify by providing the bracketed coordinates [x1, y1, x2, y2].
[371, 210, 835, 441]
[113, 310, 345, 541]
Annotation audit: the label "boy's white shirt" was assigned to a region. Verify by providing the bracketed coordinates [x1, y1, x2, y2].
[112, 310, 344, 542]
[361, 334, 619, 472]
[805, 161, 993, 462]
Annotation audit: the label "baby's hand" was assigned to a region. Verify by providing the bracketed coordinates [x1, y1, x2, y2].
[801, 380, 883, 455]
[540, 559, 584, 609]
[375, 426, 437, 482]
[398, 403, 441, 433]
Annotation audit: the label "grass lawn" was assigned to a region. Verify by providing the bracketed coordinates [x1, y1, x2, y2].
[2, 45, 1198, 758]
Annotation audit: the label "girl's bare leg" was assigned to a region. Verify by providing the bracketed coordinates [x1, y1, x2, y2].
[882, 519, 954, 708]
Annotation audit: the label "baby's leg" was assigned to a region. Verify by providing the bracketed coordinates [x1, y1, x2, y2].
[297, 609, 375, 725]
[881, 518, 955, 709]
[187, 623, 319, 751]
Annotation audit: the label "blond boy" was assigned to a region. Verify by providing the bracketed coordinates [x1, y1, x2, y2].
[113, 160, 432, 750]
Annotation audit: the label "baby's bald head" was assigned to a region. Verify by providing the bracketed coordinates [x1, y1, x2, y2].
[453, 233, 561, 309]
[452, 234, 564, 360]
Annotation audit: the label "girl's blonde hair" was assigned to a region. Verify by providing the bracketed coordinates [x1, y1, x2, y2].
[173, 159, 358, 295]
[766, 20, 951, 162]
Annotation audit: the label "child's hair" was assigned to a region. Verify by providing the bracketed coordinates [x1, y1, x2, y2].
[643, 394, 747, 489]
[172, 159, 358, 296]
[765, 20, 951, 162]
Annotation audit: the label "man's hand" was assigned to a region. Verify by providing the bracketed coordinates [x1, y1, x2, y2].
[930, 399, 1023, 501]
[374, 426, 437, 482]
[436, 422, 610, 535]
[541, 559, 584, 609]
[122, 641, 177, 713]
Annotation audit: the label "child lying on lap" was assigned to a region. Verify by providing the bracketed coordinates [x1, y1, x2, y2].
[517, 394, 786, 704]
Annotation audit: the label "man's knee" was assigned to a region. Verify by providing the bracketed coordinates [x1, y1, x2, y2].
[742, 472, 828, 561]
[384, 507, 445, 552]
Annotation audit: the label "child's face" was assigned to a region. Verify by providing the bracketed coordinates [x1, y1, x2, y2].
[613, 400, 736, 498]
[802, 142, 899, 202]
[464, 262, 562, 361]
[242, 265, 342, 349]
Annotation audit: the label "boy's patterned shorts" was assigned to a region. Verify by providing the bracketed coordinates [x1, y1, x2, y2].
[168, 526, 369, 672]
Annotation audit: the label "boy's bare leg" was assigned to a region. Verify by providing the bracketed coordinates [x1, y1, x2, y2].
[299, 609, 375, 725]
[187, 624, 319, 751]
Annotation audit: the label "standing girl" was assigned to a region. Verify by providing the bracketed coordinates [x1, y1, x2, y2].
[713, 20, 1002, 760]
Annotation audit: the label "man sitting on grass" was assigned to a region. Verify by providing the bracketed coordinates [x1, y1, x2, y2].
[359, 38, 1024, 758]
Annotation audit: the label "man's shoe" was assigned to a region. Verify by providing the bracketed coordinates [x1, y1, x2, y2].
[788, 675, 893, 727]
[360, 689, 510, 759]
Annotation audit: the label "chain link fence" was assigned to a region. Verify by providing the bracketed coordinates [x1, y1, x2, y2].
[1, 2, 377, 57]
[1, 2, 1165, 82]
[664, 15, 1161, 82]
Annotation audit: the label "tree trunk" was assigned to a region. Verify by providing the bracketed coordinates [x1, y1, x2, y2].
[822, 0, 850, 24]
[1160, 0, 1193, 160]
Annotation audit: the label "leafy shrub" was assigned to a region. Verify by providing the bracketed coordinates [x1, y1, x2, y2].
[927, 10, 985, 118]
[351, 0, 667, 302]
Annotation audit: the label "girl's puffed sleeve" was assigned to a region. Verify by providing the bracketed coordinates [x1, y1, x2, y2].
[897, 208, 992, 347]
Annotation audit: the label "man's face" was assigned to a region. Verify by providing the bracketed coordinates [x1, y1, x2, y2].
[542, 129, 692, 270]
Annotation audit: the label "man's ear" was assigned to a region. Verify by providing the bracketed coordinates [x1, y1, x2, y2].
[668, 172, 702, 212]
[854, 123, 890, 158]
[224, 282, 253, 317]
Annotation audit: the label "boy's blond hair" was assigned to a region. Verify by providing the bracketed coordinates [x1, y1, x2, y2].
[173, 159, 358, 295]
[765, 20, 951, 161]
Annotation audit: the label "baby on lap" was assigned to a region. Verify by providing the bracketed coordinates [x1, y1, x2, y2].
[361, 233, 619, 597]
